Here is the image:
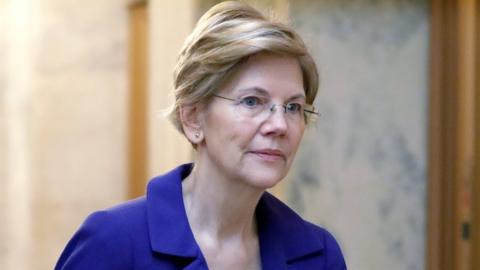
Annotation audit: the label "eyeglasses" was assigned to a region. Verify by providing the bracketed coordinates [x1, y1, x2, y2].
[212, 94, 319, 124]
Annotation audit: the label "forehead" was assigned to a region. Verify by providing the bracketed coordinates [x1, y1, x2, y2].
[219, 53, 305, 97]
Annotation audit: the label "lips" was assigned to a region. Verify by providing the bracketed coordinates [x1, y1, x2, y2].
[249, 149, 286, 161]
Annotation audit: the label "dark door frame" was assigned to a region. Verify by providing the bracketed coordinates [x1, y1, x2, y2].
[428, 0, 479, 270]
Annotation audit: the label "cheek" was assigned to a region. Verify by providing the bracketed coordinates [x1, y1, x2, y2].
[204, 111, 257, 151]
[289, 128, 306, 151]
[228, 119, 259, 149]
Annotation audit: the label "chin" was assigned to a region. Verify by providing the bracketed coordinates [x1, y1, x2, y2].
[229, 154, 293, 189]
[241, 165, 288, 190]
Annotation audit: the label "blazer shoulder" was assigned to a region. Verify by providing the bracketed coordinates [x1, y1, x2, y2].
[258, 193, 347, 269]
[306, 222, 347, 270]
[55, 197, 147, 270]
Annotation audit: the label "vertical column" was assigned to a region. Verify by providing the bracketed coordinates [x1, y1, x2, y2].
[455, 1, 476, 269]
[428, 0, 456, 269]
[3, 0, 36, 269]
[0, 1, 7, 268]
[428, 0, 479, 269]
[128, 1, 149, 198]
[471, 1, 480, 269]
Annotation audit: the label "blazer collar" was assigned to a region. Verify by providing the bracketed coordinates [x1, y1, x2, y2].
[146, 163, 199, 258]
[146, 163, 324, 264]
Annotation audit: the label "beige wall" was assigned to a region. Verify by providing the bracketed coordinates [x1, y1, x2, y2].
[1, 0, 130, 269]
[1, 2, 8, 269]
[1, 0, 198, 269]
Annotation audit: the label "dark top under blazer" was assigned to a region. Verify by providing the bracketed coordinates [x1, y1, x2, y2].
[55, 164, 347, 269]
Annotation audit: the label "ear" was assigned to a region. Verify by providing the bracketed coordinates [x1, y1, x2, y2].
[179, 104, 204, 144]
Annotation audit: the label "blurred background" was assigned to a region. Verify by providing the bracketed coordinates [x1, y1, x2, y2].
[1, 0, 479, 269]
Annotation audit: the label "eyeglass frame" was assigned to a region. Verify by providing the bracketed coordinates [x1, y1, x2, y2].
[211, 94, 320, 123]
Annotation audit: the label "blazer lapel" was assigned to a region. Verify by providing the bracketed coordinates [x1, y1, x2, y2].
[256, 192, 325, 268]
[146, 164, 207, 269]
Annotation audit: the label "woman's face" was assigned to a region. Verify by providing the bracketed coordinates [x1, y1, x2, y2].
[197, 53, 307, 189]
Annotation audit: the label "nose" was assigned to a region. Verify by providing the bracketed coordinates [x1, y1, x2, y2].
[260, 106, 288, 136]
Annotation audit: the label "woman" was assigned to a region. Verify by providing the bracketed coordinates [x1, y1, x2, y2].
[55, 1, 346, 269]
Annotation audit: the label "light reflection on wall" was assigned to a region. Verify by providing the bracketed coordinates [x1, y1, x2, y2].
[3, 0, 37, 269]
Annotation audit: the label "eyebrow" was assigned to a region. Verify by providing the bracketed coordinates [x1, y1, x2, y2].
[288, 94, 306, 102]
[236, 87, 306, 101]
[236, 87, 269, 96]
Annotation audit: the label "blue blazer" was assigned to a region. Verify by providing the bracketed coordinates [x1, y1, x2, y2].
[56, 164, 346, 269]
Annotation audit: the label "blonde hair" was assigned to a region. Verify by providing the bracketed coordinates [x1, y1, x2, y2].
[168, 1, 319, 134]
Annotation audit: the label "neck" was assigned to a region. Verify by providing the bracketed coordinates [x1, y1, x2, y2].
[182, 159, 264, 240]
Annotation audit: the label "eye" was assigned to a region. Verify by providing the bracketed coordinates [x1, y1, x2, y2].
[285, 102, 303, 113]
[239, 96, 263, 107]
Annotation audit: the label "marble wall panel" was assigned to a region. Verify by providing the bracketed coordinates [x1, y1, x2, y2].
[287, 1, 429, 270]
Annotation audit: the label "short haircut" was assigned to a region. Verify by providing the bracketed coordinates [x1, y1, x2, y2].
[168, 1, 319, 134]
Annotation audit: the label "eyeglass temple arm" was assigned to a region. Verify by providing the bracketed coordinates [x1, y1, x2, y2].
[304, 108, 320, 115]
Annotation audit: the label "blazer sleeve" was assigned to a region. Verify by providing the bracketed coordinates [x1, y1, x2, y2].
[55, 210, 133, 270]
